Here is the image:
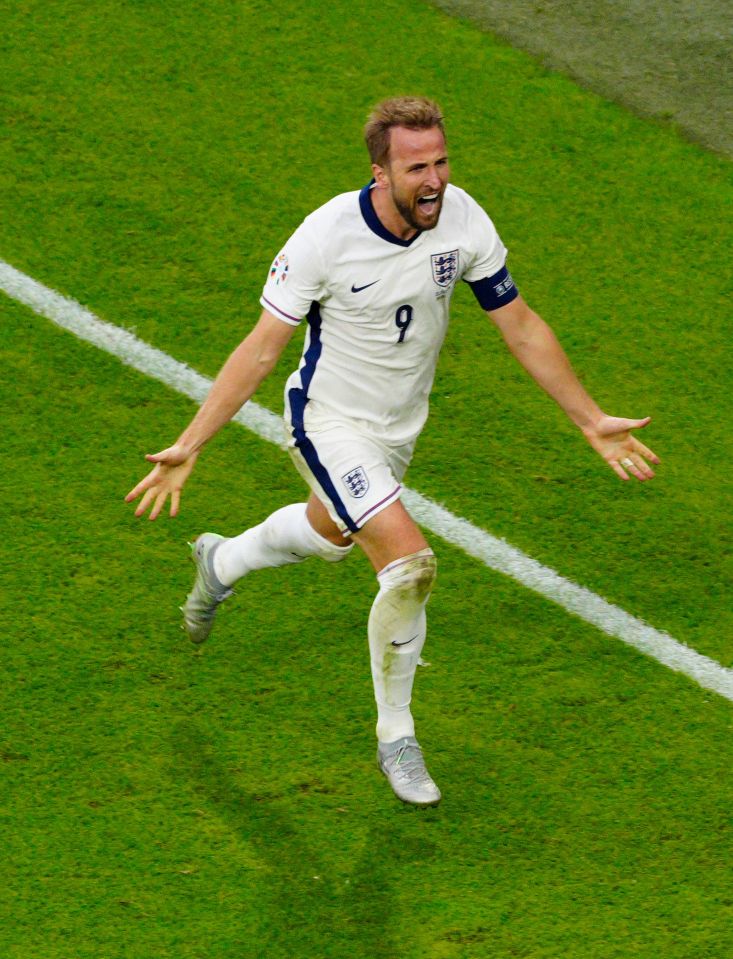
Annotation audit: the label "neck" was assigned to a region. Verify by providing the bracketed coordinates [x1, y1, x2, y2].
[370, 184, 417, 241]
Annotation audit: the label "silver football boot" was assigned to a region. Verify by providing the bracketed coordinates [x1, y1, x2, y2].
[181, 533, 233, 644]
[377, 736, 442, 807]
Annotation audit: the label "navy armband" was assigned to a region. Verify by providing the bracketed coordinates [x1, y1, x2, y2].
[465, 265, 519, 311]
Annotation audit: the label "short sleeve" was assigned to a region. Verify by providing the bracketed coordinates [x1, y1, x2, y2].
[460, 194, 519, 311]
[461, 197, 508, 284]
[260, 219, 326, 326]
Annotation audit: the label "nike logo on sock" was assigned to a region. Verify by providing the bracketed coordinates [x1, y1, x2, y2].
[351, 280, 380, 293]
[391, 634, 419, 647]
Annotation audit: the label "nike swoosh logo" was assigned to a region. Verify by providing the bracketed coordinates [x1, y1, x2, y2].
[391, 634, 419, 647]
[351, 280, 380, 293]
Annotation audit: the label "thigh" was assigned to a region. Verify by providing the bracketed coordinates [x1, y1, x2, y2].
[286, 408, 405, 538]
[352, 499, 429, 573]
[305, 493, 353, 546]
[306, 490, 428, 571]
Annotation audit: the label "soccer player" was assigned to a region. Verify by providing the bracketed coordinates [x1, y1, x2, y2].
[126, 96, 659, 807]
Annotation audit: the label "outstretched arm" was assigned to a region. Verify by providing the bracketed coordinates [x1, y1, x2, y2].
[488, 296, 660, 481]
[125, 309, 296, 518]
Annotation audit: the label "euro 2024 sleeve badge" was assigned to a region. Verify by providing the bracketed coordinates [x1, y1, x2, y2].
[269, 253, 289, 286]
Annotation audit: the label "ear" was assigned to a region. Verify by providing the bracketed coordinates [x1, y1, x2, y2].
[372, 162, 390, 189]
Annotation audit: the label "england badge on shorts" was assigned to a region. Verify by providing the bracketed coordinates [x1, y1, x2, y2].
[431, 250, 459, 288]
[342, 466, 369, 499]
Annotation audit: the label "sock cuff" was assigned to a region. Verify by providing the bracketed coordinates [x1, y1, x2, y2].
[302, 513, 355, 562]
[377, 547, 435, 582]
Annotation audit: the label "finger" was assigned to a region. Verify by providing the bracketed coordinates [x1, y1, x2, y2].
[125, 475, 155, 502]
[619, 455, 653, 482]
[170, 489, 181, 517]
[633, 439, 660, 464]
[134, 487, 158, 517]
[635, 450, 656, 478]
[615, 416, 651, 433]
[610, 460, 631, 481]
[606, 416, 652, 436]
[628, 416, 651, 430]
[148, 490, 169, 521]
[145, 448, 173, 464]
[630, 457, 655, 481]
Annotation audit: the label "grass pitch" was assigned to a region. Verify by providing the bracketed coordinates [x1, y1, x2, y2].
[1, 1, 732, 956]
[429, 0, 733, 156]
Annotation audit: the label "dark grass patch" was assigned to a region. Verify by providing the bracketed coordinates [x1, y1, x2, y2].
[428, 0, 733, 156]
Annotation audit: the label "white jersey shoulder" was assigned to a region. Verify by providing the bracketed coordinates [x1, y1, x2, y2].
[261, 183, 509, 445]
[260, 191, 362, 325]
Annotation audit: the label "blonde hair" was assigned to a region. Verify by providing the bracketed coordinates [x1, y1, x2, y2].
[364, 96, 445, 167]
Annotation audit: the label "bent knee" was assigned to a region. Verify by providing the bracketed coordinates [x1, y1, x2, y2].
[377, 548, 437, 601]
[319, 539, 354, 563]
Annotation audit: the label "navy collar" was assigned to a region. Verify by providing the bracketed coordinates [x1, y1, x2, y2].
[359, 180, 422, 248]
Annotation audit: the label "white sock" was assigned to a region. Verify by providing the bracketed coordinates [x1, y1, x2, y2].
[368, 549, 435, 743]
[213, 503, 352, 586]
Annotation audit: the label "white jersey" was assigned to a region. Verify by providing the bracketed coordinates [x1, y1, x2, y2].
[261, 182, 517, 446]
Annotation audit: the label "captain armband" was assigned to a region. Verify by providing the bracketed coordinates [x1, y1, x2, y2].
[465, 265, 520, 312]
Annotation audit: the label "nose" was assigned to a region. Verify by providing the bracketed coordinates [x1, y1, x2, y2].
[425, 166, 443, 190]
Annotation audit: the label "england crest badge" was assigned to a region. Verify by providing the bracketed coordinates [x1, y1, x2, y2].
[431, 250, 459, 288]
[342, 466, 369, 499]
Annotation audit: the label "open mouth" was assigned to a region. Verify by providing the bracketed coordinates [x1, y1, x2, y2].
[417, 192, 441, 215]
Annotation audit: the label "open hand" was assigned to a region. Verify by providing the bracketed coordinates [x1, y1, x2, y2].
[125, 444, 199, 519]
[582, 415, 660, 481]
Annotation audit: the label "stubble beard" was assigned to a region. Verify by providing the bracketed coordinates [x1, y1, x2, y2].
[393, 190, 442, 233]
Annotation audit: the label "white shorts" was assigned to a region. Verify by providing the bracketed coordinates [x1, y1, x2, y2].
[284, 393, 416, 537]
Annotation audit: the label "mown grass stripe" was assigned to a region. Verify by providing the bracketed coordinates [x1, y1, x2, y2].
[3, 256, 732, 703]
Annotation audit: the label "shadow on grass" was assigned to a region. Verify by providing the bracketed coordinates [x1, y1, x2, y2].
[171, 723, 436, 958]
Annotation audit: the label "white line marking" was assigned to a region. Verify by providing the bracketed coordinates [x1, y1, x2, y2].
[2, 257, 732, 703]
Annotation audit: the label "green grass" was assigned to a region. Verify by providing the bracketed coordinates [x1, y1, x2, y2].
[4, 301, 733, 958]
[2, 0, 731, 661]
[1, 0, 732, 956]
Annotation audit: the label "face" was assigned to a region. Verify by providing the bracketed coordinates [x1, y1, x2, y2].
[373, 125, 450, 233]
